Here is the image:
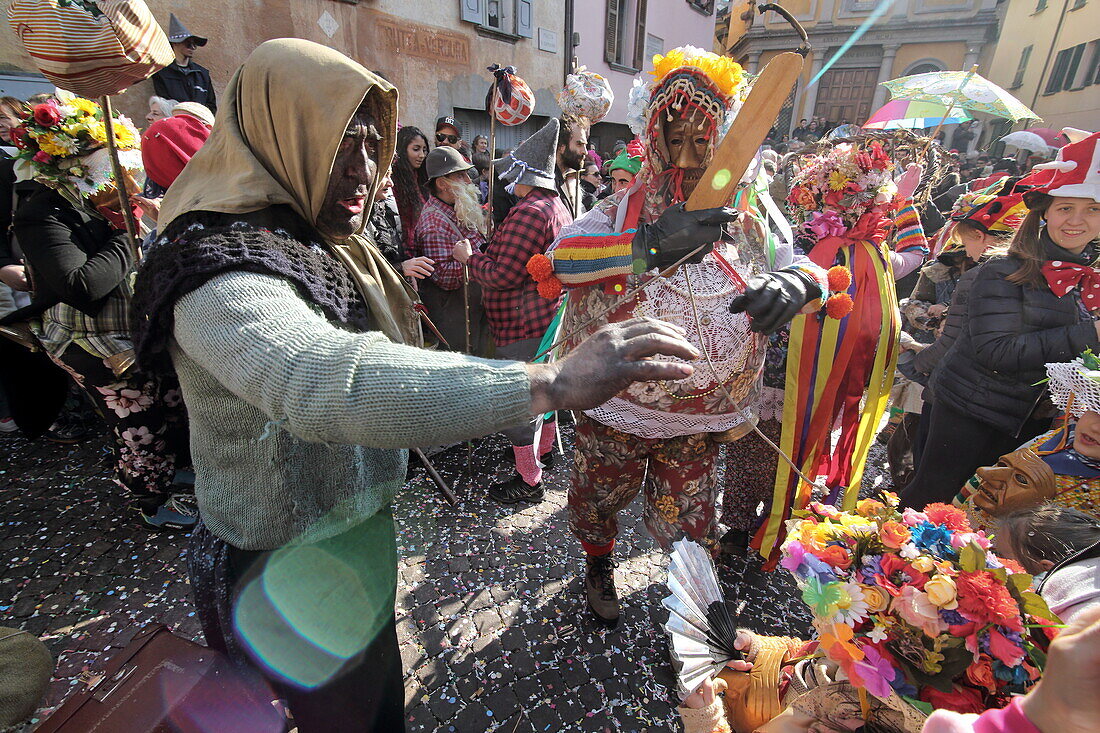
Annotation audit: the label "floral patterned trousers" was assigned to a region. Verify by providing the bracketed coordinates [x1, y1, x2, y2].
[568, 413, 720, 554]
[56, 344, 189, 512]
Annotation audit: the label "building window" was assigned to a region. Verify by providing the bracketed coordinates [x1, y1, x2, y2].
[460, 0, 533, 39]
[687, 0, 715, 13]
[1045, 43, 1088, 94]
[1090, 41, 1100, 86]
[1035, 0, 1048, 10]
[1011, 45, 1033, 89]
[605, 0, 648, 71]
[905, 61, 945, 76]
[1071, 0, 1087, 9]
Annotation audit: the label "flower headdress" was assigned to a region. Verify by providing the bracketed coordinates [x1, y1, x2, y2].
[782, 493, 1056, 715]
[787, 142, 897, 232]
[626, 46, 746, 147]
[12, 91, 142, 202]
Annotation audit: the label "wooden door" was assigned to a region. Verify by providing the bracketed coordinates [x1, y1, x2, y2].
[814, 68, 878, 124]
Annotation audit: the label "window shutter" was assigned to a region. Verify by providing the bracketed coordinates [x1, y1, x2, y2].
[1045, 49, 1070, 94]
[633, 0, 648, 69]
[517, 0, 533, 38]
[1065, 43, 1086, 89]
[1012, 45, 1032, 89]
[605, 0, 620, 65]
[461, 0, 485, 24]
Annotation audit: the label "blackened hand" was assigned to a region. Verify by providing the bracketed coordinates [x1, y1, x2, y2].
[527, 318, 699, 414]
[729, 271, 818, 335]
[632, 204, 740, 271]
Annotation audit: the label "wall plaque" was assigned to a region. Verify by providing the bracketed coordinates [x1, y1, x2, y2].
[377, 16, 470, 65]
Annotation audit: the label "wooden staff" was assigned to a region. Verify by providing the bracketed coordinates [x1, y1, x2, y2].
[413, 448, 459, 505]
[486, 86, 500, 239]
[100, 96, 141, 261]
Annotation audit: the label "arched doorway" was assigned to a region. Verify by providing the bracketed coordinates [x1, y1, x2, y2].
[904, 60, 946, 76]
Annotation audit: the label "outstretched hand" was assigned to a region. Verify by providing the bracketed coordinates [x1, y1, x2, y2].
[896, 163, 924, 201]
[527, 317, 699, 414]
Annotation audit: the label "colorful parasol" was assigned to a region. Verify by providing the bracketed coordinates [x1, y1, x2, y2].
[862, 99, 972, 130]
[881, 68, 1040, 122]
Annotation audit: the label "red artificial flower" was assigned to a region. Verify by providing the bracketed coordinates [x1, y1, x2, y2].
[954, 571, 1024, 631]
[924, 503, 972, 532]
[824, 189, 844, 206]
[32, 102, 61, 127]
[966, 655, 998, 694]
[826, 265, 851, 292]
[32, 150, 51, 164]
[920, 684, 986, 714]
[869, 142, 892, 170]
[526, 253, 554, 282]
[856, 150, 873, 170]
[536, 276, 563, 300]
[988, 626, 1026, 667]
[825, 293, 853, 319]
[626, 139, 645, 158]
[1000, 557, 1026, 575]
[876, 553, 929, 595]
[817, 544, 853, 570]
[9, 125, 26, 147]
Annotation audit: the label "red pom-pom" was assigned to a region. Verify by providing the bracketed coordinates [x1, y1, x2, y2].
[626, 139, 645, 158]
[827, 265, 851, 293]
[537, 276, 563, 300]
[825, 293, 853, 319]
[527, 253, 554, 282]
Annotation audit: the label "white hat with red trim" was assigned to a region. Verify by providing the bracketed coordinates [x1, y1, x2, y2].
[1026, 129, 1100, 204]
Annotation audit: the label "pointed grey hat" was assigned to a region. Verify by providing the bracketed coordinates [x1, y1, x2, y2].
[493, 118, 558, 191]
[167, 14, 207, 46]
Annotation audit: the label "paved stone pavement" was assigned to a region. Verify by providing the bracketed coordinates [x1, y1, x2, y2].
[1, 421, 891, 732]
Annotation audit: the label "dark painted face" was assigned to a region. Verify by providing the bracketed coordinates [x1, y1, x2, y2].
[316, 105, 380, 241]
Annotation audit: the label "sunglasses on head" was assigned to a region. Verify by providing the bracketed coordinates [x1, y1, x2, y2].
[436, 133, 459, 144]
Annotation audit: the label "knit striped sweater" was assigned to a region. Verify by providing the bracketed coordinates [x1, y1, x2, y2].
[170, 271, 532, 550]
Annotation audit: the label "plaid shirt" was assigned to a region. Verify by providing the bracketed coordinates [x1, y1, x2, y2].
[467, 188, 569, 346]
[408, 196, 486, 291]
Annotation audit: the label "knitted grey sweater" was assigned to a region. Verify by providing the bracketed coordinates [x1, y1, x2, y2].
[171, 271, 532, 550]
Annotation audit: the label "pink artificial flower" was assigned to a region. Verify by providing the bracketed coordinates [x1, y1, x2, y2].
[32, 150, 52, 163]
[807, 209, 847, 239]
[809, 501, 840, 519]
[901, 508, 929, 527]
[892, 585, 946, 637]
[851, 644, 895, 698]
[781, 540, 807, 574]
[988, 627, 1026, 667]
[950, 531, 991, 550]
[96, 385, 153, 418]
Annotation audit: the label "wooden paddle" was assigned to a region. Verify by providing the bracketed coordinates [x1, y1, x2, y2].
[685, 52, 805, 212]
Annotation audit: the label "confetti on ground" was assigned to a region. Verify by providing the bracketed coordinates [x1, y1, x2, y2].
[1, 419, 893, 731]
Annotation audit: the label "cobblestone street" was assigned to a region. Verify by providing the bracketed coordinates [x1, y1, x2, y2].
[0, 419, 874, 732]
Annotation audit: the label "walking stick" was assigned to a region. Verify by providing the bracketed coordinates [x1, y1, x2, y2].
[486, 87, 499, 239]
[100, 96, 142, 262]
[413, 448, 460, 505]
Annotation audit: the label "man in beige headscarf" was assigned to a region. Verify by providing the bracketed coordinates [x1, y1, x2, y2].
[131, 39, 700, 731]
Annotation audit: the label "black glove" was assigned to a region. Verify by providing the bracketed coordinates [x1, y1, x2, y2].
[728, 270, 821, 335]
[632, 204, 740, 272]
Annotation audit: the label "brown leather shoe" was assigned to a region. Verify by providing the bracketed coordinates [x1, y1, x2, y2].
[584, 554, 619, 627]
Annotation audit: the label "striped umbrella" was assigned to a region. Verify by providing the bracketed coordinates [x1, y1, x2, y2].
[862, 99, 972, 129]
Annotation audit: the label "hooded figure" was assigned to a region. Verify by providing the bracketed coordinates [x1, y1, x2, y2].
[131, 39, 537, 731]
[130, 38, 702, 731]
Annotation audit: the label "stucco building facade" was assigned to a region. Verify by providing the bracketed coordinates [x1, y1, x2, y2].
[720, 0, 1001, 137]
[986, 0, 1100, 137]
[0, 0, 568, 151]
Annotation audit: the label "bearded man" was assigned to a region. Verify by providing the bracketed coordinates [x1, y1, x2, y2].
[409, 146, 490, 354]
[130, 39, 702, 730]
[546, 48, 830, 626]
[454, 119, 571, 505]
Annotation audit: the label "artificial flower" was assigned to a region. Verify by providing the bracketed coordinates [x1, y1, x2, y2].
[817, 544, 853, 571]
[36, 132, 75, 157]
[788, 185, 816, 209]
[987, 627, 1026, 667]
[803, 576, 844, 618]
[898, 542, 920, 560]
[33, 102, 61, 127]
[919, 684, 985, 714]
[851, 644, 896, 698]
[32, 150, 52, 164]
[68, 97, 99, 117]
[954, 571, 1023, 631]
[878, 554, 928, 594]
[833, 582, 869, 625]
[924, 503, 972, 532]
[860, 585, 890, 613]
[650, 47, 744, 98]
[866, 619, 889, 643]
[86, 120, 108, 144]
[965, 655, 998, 694]
[892, 585, 946, 637]
[818, 620, 864, 665]
[901, 508, 929, 527]
[807, 209, 847, 239]
[911, 555, 936, 574]
[924, 575, 959, 609]
[879, 520, 910, 549]
[910, 522, 956, 558]
[827, 169, 848, 191]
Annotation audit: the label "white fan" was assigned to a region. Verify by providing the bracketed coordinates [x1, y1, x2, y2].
[662, 539, 742, 701]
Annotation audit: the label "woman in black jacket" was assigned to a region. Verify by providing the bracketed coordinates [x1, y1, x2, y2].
[2, 100, 193, 531]
[902, 179, 1100, 508]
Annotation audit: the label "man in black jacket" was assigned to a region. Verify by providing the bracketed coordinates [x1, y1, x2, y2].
[152, 14, 216, 114]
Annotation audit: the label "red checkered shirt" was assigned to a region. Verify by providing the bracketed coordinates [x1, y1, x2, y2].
[467, 188, 569, 346]
[408, 195, 487, 291]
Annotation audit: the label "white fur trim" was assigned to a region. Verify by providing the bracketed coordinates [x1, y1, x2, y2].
[1047, 183, 1100, 203]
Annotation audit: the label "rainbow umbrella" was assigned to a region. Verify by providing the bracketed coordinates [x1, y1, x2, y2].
[881, 69, 1039, 122]
[863, 99, 972, 129]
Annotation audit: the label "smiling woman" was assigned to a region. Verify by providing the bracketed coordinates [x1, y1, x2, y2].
[902, 132, 1100, 510]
